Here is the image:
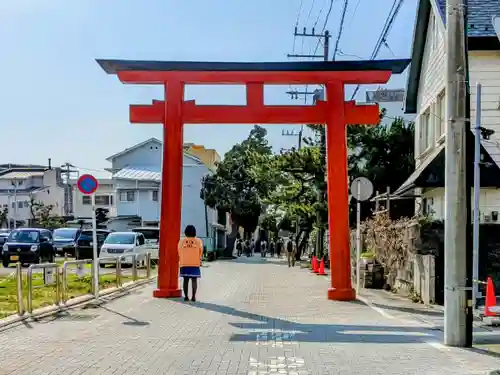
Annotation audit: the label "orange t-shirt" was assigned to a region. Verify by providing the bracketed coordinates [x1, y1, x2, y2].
[178, 237, 203, 267]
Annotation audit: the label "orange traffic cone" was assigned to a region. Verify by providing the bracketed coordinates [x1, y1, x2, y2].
[311, 256, 318, 273]
[317, 258, 327, 276]
[485, 277, 498, 317]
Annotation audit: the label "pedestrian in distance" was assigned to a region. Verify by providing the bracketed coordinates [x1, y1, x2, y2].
[179, 225, 203, 302]
[260, 239, 267, 258]
[244, 239, 251, 257]
[286, 237, 296, 268]
[269, 239, 275, 257]
[236, 238, 243, 257]
[276, 238, 283, 258]
[250, 238, 255, 257]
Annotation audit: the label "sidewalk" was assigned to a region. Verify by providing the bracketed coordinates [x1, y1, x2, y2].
[358, 287, 500, 355]
[1, 256, 500, 374]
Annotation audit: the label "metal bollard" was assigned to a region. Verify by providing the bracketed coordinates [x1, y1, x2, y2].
[146, 252, 151, 279]
[16, 262, 24, 316]
[132, 254, 138, 282]
[91, 261, 96, 296]
[55, 269, 61, 306]
[116, 257, 122, 287]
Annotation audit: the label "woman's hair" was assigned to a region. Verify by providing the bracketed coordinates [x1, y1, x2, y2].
[184, 225, 197, 237]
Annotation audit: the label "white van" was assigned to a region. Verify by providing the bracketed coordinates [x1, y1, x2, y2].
[131, 227, 159, 261]
[99, 232, 149, 267]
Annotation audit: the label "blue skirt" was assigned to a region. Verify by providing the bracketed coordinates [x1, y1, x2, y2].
[180, 266, 201, 278]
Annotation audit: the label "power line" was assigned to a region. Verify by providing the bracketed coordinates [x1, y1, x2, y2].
[347, 0, 363, 29]
[350, 0, 405, 100]
[332, 0, 350, 61]
[313, 0, 328, 28]
[305, 0, 317, 26]
[312, 0, 335, 56]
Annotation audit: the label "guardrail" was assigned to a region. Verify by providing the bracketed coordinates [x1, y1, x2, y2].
[14, 252, 154, 316]
[61, 259, 93, 303]
[26, 263, 60, 314]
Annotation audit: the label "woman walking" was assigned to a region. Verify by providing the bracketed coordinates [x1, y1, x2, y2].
[179, 225, 203, 302]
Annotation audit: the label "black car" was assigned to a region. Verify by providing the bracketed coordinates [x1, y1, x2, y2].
[0, 229, 10, 246]
[52, 228, 81, 256]
[75, 229, 113, 260]
[2, 228, 55, 267]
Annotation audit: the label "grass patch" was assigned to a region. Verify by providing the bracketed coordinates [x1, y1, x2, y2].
[0, 272, 138, 319]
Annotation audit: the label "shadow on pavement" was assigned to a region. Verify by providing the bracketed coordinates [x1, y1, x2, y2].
[371, 302, 443, 317]
[101, 306, 150, 327]
[174, 300, 437, 344]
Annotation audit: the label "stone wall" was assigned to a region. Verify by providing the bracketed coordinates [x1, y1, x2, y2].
[352, 217, 500, 305]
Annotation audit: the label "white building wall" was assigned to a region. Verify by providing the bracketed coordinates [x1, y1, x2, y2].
[411, 7, 500, 222]
[0, 169, 65, 224]
[72, 180, 117, 218]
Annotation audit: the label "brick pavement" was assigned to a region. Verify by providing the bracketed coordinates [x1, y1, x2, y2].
[1, 256, 500, 374]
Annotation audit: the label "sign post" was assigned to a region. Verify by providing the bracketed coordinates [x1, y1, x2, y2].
[77, 174, 99, 298]
[350, 177, 374, 293]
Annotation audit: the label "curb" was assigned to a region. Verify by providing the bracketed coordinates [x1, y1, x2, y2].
[0, 277, 156, 331]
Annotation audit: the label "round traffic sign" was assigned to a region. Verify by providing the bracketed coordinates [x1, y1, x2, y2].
[350, 177, 373, 202]
[77, 174, 99, 195]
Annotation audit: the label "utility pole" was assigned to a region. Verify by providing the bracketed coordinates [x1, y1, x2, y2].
[286, 28, 330, 259]
[61, 162, 77, 216]
[444, 0, 472, 347]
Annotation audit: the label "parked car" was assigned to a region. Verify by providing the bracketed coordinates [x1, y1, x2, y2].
[2, 228, 55, 267]
[131, 227, 159, 261]
[0, 229, 10, 246]
[52, 227, 81, 256]
[75, 229, 113, 260]
[99, 231, 148, 267]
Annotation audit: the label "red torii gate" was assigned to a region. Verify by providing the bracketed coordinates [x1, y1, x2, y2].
[97, 59, 409, 301]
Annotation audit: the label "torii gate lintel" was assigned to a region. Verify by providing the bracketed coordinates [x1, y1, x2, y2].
[96, 59, 410, 301]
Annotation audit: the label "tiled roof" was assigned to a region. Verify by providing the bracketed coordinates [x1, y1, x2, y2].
[436, 0, 500, 37]
[405, 0, 500, 114]
[0, 171, 45, 179]
[112, 166, 161, 182]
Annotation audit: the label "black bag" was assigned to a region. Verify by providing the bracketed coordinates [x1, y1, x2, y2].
[286, 241, 293, 253]
[236, 241, 242, 251]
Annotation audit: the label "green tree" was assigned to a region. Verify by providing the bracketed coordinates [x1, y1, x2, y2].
[30, 200, 64, 229]
[201, 125, 275, 254]
[347, 113, 415, 221]
[268, 147, 323, 259]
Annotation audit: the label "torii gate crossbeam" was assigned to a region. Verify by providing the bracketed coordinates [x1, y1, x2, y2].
[97, 59, 410, 301]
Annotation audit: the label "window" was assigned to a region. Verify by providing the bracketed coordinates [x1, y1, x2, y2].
[95, 195, 113, 206]
[152, 190, 159, 202]
[104, 232, 135, 245]
[437, 91, 446, 138]
[82, 196, 91, 205]
[41, 230, 52, 241]
[119, 190, 135, 202]
[23, 201, 28, 207]
[429, 12, 438, 50]
[136, 234, 145, 246]
[420, 110, 432, 152]
[17, 201, 23, 209]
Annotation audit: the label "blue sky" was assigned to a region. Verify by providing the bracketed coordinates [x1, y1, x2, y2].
[0, 0, 417, 177]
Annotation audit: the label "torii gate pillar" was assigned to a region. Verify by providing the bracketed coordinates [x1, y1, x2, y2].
[96, 59, 410, 301]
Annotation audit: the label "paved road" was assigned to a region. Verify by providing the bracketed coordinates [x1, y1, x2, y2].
[1, 257, 499, 374]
